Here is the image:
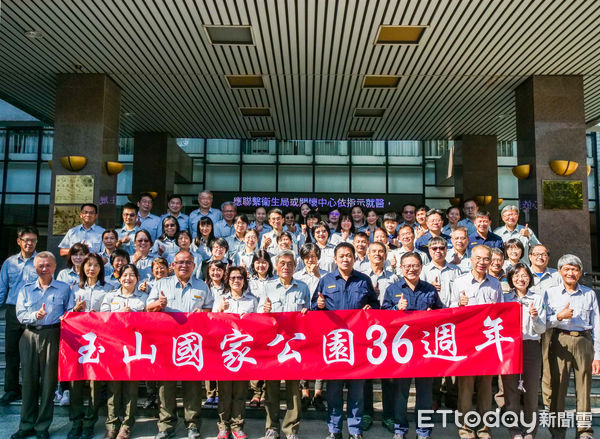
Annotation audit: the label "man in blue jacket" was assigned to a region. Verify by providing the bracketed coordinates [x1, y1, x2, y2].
[311, 242, 379, 439]
[383, 251, 443, 439]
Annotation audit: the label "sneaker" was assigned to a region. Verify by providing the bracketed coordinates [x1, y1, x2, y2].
[312, 394, 326, 411]
[349, 435, 364, 439]
[383, 418, 395, 433]
[187, 427, 201, 439]
[143, 393, 158, 409]
[231, 431, 247, 439]
[325, 434, 342, 439]
[53, 390, 63, 404]
[155, 431, 176, 439]
[417, 435, 430, 439]
[286, 435, 299, 439]
[204, 397, 216, 408]
[393, 434, 405, 439]
[60, 390, 71, 406]
[217, 430, 230, 439]
[512, 435, 523, 439]
[265, 429, 279, 439]
[360, 414, 373, 431]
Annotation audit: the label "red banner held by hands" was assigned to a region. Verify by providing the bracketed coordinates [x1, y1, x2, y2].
[59, 303, 522, 381]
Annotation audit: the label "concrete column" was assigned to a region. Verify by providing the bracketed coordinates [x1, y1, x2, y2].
[47, 74, 121, 255]
[515, 75, 591, 270]
[132, 133, 192, 213]
[453, 135, 500, 225]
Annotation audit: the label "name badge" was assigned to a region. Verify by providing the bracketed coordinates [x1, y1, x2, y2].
[327, 285, 336, 289]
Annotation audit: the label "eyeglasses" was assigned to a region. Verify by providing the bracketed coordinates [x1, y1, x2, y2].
[136, 239, 149, 243]
[401, 264, 422, 270]
[403, 210, 415, 214]
[229, 275, 244, 281]
[19, 238, 37, 243]
[429, 246, 446, 252]
[174, 260, 194, 266]
[531, 252, 548, 258]
[81, 211, 96, 215]
[123, 213, 136, 217]
[472, 256, 491, 263]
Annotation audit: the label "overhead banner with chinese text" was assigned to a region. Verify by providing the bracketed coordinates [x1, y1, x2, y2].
[59, 303, 522, 381]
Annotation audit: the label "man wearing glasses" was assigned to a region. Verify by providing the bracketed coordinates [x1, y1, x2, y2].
[528, 244, 562, 410]
[382, 252, 443, 439]
[58, 203, 105, 255]
[450, 245, 503, 439]
[147, 251, 213, 439]
[116, 203, 140, 255]
[0, 227, 39, 405]
[457, 199, 478, 236]
[494, 205, 539, 263]
[414, 209, 451, 254]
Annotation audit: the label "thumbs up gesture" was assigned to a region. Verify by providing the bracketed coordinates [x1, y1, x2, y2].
[520, 223, 531, 238]
[432, 276, 441, 292]
[158, 291, 168, 309]
[139, 280, 148, 292]
[158, 243, 166, 255]
[557, 302, 574, 321]
[398, 293, 408, 311]
[73, 296, 86, 312]
[459, 290, 469, 306]
[528, 301, 538, 318]
[263, 297, 272, 313]
[36, 303, 47, 320]
[317, 292, 326, 309]
[219, 298, 230, 313]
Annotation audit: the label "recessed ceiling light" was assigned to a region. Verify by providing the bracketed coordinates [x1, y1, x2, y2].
[375, 25, 427, 45]
[249, 130, 275, 138]
[240, 107, 271, 117]
[348, 130, 375, 138]
[226, 75, 264, 89]
[362, 75, 401, 89]
[123, 112, 135, 117]
[205, 25, 254, 45]
[354, 108, 386, 118]
[25, 30, 44, 39]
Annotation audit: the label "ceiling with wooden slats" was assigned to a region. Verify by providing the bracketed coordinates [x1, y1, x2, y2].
[1, 0, 600, 140]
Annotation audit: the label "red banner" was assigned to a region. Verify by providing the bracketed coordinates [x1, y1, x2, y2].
[59, 303, 522, 381]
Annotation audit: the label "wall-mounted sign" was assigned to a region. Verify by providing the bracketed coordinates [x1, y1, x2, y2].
[542, 180, 583, 210]
[52, 205, 82, 235]
[55, 175, 94, 204]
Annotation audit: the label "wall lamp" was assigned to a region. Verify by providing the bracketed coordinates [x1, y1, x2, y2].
[549, 160, 578, 176]
[475, 195, 493, 206]
[60, 156, 87, 172]
[511, 164, 530, 180]
[105, 161, 124, 176]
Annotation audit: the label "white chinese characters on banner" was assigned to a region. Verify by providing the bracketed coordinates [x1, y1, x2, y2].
[173, 332, 203, 371]
[323, 329, 355, 365]
[474, 316, 514, 361]
[77, 332, 105, 364]
[267, 333, 307, 363]
[123, 331, 157, 364]
[220, 329, 257, 372]
[421, 323, 467, 362]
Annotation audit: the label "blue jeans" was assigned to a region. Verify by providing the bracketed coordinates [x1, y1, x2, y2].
[393, 377, 433, 437]
[326, 379, 364, 435]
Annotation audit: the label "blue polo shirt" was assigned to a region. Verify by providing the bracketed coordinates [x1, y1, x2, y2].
[382, 278, 443, 311]
[311, 268, 380, 310]
[468, 231, 504, 251]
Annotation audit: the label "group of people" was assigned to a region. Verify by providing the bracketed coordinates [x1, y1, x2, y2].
[0, 189, 598, 439]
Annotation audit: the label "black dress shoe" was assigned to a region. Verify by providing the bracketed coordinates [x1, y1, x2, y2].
[35, 432, 50, 439]
[349, 435, 364, 439]
[67, 425, 82, 439]
[1, 391, 21, 406]
[10, 430, 35, 439]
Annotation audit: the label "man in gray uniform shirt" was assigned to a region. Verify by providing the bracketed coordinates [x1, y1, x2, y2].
[147, 250, 213, 439]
